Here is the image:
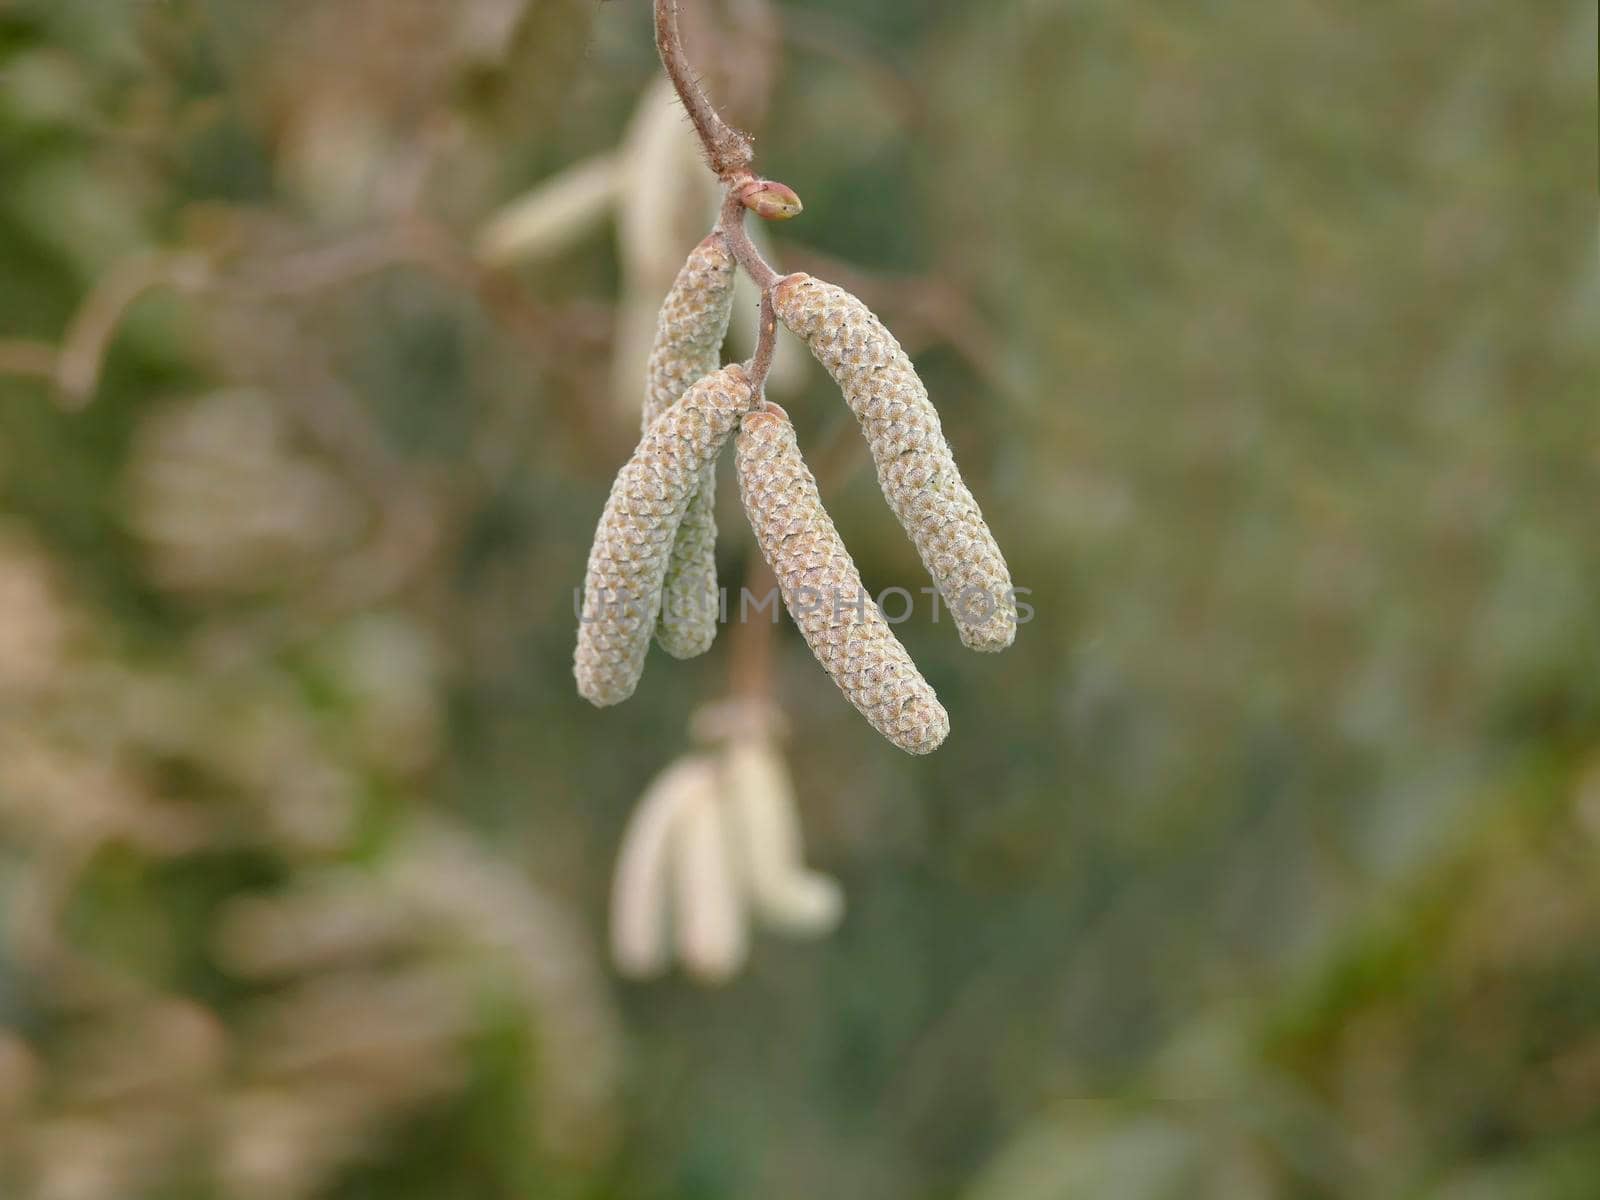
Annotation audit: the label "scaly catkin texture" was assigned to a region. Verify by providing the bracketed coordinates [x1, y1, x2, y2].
[772, 273, 1017, 651]
[644, 234, 736, 659]
[736, 403, 949, 755]
[576, 364, 753, 706]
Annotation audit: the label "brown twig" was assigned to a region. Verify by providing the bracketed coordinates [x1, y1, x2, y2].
[748, 288, 779, 399]
[658, 1, 796, 400]
[0, 339, 58, 381]
[55, 251, 212, 410]
[715, 189, 779, 292]
[654, 0, 754, 182]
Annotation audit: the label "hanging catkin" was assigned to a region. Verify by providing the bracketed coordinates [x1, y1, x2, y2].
[643, 233, 736, 658]
[720, 737, 843, 934]
[735, 402, 949, 754]
[772, 273, 1016, 651]
[609, 756, 717, 980]
[576, 364, 754, 706]
[670, 778, 748, 983]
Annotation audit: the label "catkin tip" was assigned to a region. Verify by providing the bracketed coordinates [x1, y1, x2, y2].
[962, 625, 1017, 653]
[577, 671, 637, 709]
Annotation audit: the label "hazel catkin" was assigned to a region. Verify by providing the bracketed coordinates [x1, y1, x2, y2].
[576, 364, 753, 707]
[720, 737, 842, 934]
[643, 234, 737, 659]
[735, 402, 949, 754]
[609, 756, 716, 980]
[772, 273, 1016, 651]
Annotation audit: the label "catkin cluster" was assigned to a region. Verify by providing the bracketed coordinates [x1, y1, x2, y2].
[610, 718, 841, 985]
[574, 363, 752, 706]
[575, 224, 1014, 753]
[773, 273, 1016, 651]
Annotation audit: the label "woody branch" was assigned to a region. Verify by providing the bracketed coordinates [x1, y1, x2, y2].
[654, 0, 795, 397]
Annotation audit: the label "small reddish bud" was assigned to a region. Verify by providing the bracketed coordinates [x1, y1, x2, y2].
[736, 180, 802, 221]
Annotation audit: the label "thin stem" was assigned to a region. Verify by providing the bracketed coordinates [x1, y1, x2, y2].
[655, 0, 753, 181]
[716, 193, 785, 397]
[661, 4, 793, 397]
[716, 190, 778, 291]
[748, 289, 778, 397]
[55, 251, 211, 410]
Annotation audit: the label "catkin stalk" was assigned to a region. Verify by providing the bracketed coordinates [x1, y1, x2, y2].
[575, 364, 753, 706]
[772, 274, 1016, 651]
[644, 234, 736, 658]
[736, 403, 949, 755]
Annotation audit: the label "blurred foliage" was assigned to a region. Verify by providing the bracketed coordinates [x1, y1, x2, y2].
[0, 1, 1596, 1198]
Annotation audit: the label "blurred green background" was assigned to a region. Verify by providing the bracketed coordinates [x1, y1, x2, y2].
[1, 1, 1596, 1197]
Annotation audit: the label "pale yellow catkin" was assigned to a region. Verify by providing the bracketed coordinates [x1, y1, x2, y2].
[609, 756, 717, 979]
[575, 364, 754, 706]
[670, 780, 747, 984]
[772, 274, 1017, 651]
[644, 234, 736, 659]
[735, 403, 949, 755]
[719, 739, 843, 935]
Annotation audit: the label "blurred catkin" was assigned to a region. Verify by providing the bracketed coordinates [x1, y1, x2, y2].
[736, 403, 949, 754]
[575, 364, 754, 706]
[608, 753, 750, 986]
[720, 738, 842, 935]
[122, 389, 368, 598]
[611, 77, 722, 420]
[473, 152, 622, 267]
[0, 526, 72, 698]
[644, 233, 737, 659]
[609, 756, 714, 979]
[671, 779, 748, 984]
[773, 274, 1017, 651]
